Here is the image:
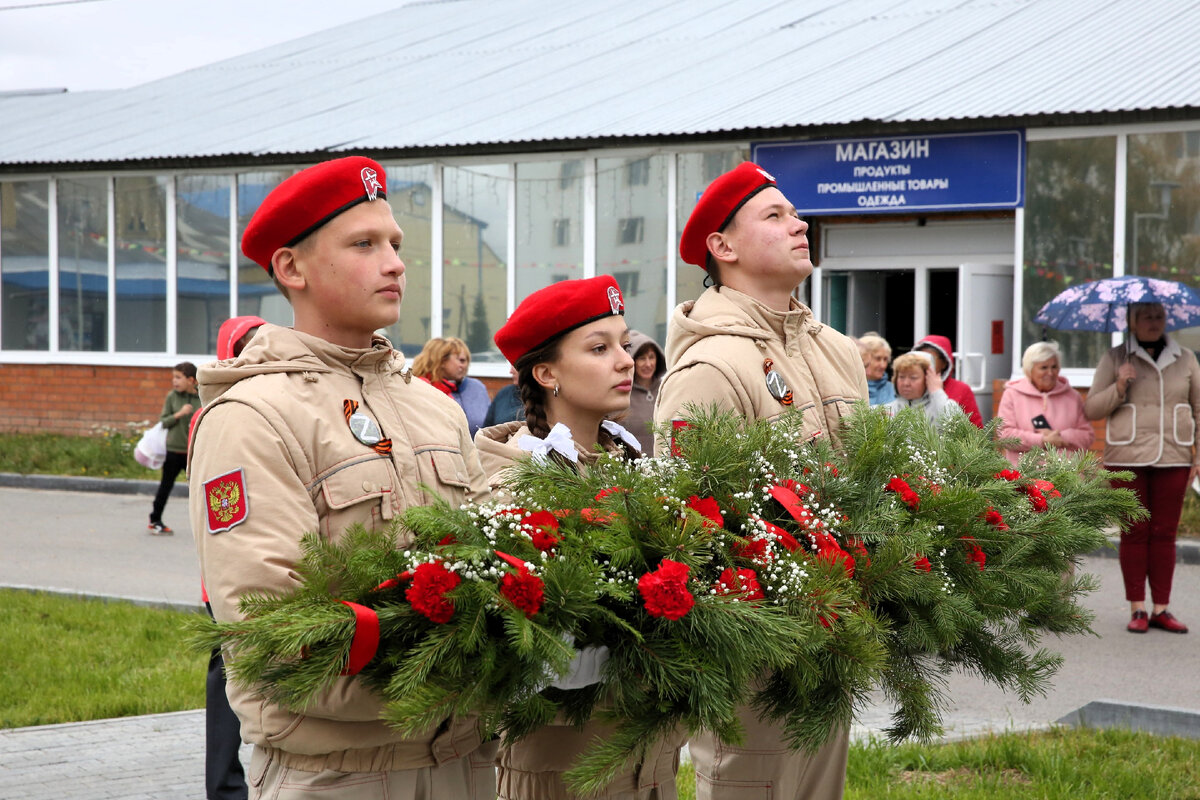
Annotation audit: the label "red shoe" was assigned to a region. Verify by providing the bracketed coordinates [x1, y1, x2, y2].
[1127, 610, 1149, 633]
[1149, 610, 1189, 634]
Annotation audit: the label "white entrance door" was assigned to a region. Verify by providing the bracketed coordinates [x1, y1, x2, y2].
[955, 263, 1014, 422]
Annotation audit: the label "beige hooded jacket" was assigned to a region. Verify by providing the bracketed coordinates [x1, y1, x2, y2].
[653, 286, 868, 450]
[189, 323, 489, 773]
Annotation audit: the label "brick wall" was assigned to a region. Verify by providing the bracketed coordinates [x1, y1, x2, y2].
[0, 364, 169, 435]
[0, 363, 514, 436]
[991, 378, 1106, 455]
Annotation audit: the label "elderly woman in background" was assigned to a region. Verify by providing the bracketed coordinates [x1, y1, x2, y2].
[1085, 301, 1200, 635]
[412, 336, 491, 437]
[859, 332, 895, 406]
[996, 341, 1094, 466]
[885, 350, 960, 422]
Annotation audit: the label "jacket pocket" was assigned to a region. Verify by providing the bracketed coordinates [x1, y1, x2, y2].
[1106, 404, 1136, 446]
[421, 447, 472, 490]
[1173, 403, 1196, 446]
[318, 457, 395, 537]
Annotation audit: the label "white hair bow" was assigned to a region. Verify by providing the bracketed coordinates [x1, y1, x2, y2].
[601, 420, 643, 451]
[518, 422, 579, 464]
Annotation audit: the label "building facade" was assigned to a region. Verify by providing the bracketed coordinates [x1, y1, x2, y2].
[2, 0, 1199, 433]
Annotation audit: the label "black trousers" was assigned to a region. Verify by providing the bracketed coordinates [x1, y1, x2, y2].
[150, 450, 187, 523]
[206, 604, 248, 800]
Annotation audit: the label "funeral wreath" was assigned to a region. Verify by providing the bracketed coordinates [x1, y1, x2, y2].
[193, 404, 1141, 795]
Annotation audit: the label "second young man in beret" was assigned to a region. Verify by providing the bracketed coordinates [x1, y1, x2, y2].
[654, 162, 867, 800]
[189, 157, 496, 799]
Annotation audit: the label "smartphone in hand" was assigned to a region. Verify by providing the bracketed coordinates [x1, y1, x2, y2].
[1031, 414, 1051, 430]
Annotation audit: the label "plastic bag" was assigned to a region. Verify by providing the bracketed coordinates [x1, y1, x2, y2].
[134, 422, 168, 469]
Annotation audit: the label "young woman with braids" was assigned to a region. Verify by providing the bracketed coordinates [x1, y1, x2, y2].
[474, 275, 683, 800]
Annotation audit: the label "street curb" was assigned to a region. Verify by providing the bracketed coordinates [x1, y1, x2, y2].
[1092, 535, 1200, 565]
[0, 584, 203, 614]
[0, 471, 187, 497]
[1057, 699, 1200, 739]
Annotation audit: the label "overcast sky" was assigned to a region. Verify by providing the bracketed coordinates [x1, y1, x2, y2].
[0, 0, 408, 93]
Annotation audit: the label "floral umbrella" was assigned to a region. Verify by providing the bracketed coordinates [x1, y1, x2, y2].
[1033, 275, 1200, 332]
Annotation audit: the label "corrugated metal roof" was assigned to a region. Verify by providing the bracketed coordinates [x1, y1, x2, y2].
[3, 0, 1200, 166]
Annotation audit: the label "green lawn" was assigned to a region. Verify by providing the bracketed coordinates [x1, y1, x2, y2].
[4, 590, 1197, 799]
[0, 427, 157, 481]
[0, 589, 205, 729]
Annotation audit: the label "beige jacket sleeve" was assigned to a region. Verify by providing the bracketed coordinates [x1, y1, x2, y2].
[190, 400, 387, 723]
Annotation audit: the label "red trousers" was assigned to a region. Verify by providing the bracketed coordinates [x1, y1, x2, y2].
[1110, 465, 1191, 605]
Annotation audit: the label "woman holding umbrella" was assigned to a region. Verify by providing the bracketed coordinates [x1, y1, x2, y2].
[1084, 301, 1200, 634]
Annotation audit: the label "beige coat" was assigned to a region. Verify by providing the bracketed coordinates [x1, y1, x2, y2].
[653, 286, 868, 450]
[189, 324, 490, 773]
[472, 421, 682, 800]
[1084, 336, 1200, 468]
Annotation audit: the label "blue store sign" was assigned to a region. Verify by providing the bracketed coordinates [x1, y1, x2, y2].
[752, 130, 1025, 215]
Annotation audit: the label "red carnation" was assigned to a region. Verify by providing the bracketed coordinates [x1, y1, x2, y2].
[686, 495, 725, 530]
[714, 567, 764, 601]
[887, 477, 920, 510]
[913, 555, 932, 573]
[995, 469, 1021, 482]
[983, 507, 1009, 531]
[594, 486, 624, 501]
[731, 536, 769, 561]
[520, 510, 561, 551]
[638, 559, 695, 620]
[1030, 479, 1061, 498]
[405, 561, 460, 624]
[967, 544, 987, 571]
[1025, 485, 1049, 513]
[824, 462, 840, 477]
[500, 569, 545, 618]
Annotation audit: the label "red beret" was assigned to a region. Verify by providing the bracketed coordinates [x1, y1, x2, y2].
[494, 275, 625, 365]
[217, 315, 266, 360]
[241, 156, 388, 272]
[679, 161, 777, 268]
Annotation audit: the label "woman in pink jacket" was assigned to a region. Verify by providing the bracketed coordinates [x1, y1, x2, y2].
[997, 341, 1094, 467]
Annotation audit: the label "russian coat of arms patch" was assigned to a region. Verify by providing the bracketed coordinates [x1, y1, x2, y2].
[205, 468, 249, 534]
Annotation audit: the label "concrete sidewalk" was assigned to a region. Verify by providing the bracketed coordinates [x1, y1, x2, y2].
[2, 481, 1199, 799]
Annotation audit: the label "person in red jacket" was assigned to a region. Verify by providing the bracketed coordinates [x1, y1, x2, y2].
[912, 334, 983, 428]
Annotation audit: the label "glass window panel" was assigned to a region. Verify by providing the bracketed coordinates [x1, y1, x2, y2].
[516, 159, 584, 306]
[380, 164, 434, 358]
[176, 174, 232, 355]
[597, 155, 668, 344]
[57, 176, 109, 352]
[1021, 137, 1116, 368]
[675, 149, 750, 312]
[1, 181, 50, 350]
[236, 171, 292, 325]
[1127, 129, 1200, 353]
[114, 176, 168, 352]
[442, 164, 508, 363]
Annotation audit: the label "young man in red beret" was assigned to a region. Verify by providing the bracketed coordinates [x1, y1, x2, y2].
[654, 162, 867, 800]
[188, 156, 496, 800]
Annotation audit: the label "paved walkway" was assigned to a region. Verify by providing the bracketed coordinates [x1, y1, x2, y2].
[1, 482, 1199, 799]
